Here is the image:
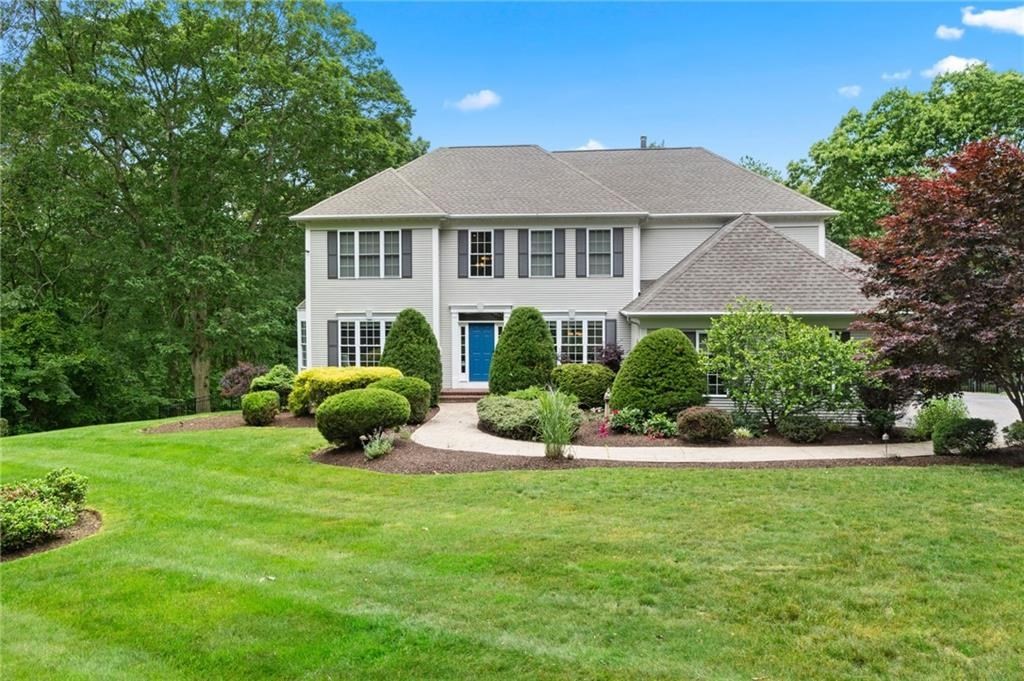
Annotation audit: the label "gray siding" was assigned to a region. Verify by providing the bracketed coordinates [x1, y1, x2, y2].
[775, 225, 821, 254]
[641, 225, 720, 280]
[306, 225, 435, 367]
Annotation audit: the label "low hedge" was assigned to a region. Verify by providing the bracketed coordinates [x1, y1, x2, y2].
[242, 390, 279, 426]
[1004, 420, 1024, 447]
[933, 417, 996, 455]
[367, 376, 432, 424]
[249, 364, 296, 402]
[777, 414, 828, 443]
[477, 395, 541, 441]
[288, 366, 402, 415]
[551, 364, 614, 409]
[677, 407, 733, 442]
[1, 468, 88, 552]
[315, 388, 411, 446]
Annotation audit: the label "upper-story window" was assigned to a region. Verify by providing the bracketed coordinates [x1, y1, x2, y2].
[470, 230, 493, 277]
[338, 230, 400, 278]
[530, 230, 554, 277]
[587, 229, 612, 276]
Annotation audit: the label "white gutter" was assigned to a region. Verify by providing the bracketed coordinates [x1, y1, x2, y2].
[290, 213, 445, 222]
[292, 209, 838, 222]
[622, 310, 860, 317]
[648, 210, 840, 218]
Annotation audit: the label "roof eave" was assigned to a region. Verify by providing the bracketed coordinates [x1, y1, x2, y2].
[290, 212, 446, 222]
[623, 309, 864, 317]
[649, 210, 840, 218]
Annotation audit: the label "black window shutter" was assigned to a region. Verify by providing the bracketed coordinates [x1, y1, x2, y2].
[327, 231, 338, 279]
[327, 320, 339, 366]
[605, 319, 617, 348]
[457, 230, 469, 278]
[493, 230, 504, 278]
[576, 229, 587, 277]
[554, 229, 565, 278]
[518, 230, 529, 278]
[401, 229, 413, 278]
[612, 228, 624, 278]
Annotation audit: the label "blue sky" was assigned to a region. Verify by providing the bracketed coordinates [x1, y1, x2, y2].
[345, 2, 1024, 171]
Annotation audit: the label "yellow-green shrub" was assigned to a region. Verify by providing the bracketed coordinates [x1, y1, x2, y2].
[288, 366, 403, 415]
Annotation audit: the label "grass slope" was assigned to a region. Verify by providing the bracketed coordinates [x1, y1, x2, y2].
[1, 419, 1022, 680]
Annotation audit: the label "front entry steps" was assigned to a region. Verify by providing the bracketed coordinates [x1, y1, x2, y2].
[440, 389, 489, 404]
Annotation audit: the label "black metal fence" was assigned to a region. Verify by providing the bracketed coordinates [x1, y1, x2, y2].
[156, 395, 240, 419]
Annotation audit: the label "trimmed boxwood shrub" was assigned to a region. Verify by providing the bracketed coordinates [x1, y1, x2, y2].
[1, 467, 87, 552]
[777, 414, 828, 443]
[249, 364, 296, 402]
[677, 407, 733, 442]
[551, 364, 614, 409]
[242, 390, 279, 426]
[912, 396, 968, 440]
[380, 308, 443, 406]
[477, 395, 541, 441]
[368, 376, 431, 424]
[488, 307, 557, 395]
[288, 366, 402, 415]
[315, 388, 411, 446]
[1004, 420, 1024, 447]
[609, 329, 705, 415]
[933, 417, 996, 455]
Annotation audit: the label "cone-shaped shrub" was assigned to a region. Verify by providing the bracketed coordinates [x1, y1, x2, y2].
[609, 328, 705, 414]
[380, 308, 443, 406]
[488, 307, 556, 395]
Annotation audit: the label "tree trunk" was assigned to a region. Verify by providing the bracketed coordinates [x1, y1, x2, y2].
[190, 304, 211, 413]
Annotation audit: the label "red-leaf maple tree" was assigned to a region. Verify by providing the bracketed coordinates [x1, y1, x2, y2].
[853, 138, 1024, 419]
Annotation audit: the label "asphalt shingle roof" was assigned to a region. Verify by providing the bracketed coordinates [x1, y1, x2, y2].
[292, 145, 834, 219]
[623, 214, 867, 314]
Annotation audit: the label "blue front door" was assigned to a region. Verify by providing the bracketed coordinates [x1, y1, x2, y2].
[468, 324, 495, 382]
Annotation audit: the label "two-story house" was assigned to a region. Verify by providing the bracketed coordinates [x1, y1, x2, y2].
[290, 144, 866, 399]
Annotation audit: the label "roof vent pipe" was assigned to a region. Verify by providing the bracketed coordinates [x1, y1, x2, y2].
[640, 136, 647, 149]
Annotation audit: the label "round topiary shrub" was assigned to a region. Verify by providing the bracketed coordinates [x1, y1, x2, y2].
[380, 308, 443, 406]
[551, 364, 615, 409]
[677, 407, 733, 442]
[249, 364, 296, 402]
[609, 329, 705, 415]
[367, 376, 432, 424]
[488, 307, 557, 395]
[241, 390, 279, 426]
[933, 417, 996, 455]
[777, 414, 827, 443]
[315, 388, 411, 446]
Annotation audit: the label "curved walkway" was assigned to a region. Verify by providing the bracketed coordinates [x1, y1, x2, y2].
[413, 403, 934, 463]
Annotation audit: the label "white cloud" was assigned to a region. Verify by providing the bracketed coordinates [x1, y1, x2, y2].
[881, 69, 912, 81]
[838, 84, 862, 98]
[575, 139, 606, 150]
[935, 24, 965, 40]
[446, 89, 501, 112]
[962, 5, 1024, 36]
[922, 55, 985, 77]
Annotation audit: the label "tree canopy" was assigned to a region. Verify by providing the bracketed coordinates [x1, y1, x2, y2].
[1, 0, 425, 432]
[788, 66, 1024, 247]
[854, 138, 1024, 420]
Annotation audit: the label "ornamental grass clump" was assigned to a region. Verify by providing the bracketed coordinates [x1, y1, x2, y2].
[537, 389, 577, 458]
[361, 429, 395, 460]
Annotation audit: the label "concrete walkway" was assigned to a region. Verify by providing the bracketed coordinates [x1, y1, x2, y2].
[413, 403, 933, 463]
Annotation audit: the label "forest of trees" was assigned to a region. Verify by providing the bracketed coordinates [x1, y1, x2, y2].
[2, 2, 1021, 434]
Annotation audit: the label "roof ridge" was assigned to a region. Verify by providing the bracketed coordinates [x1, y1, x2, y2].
[391, 167, 445, 213]
[698, 148, 834, 212]
[546, 150, 646, 212]
[553, 146, 703, 153]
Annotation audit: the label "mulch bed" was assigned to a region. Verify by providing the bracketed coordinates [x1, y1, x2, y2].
[1, 509, 103, 563]
[574, 418, 920, 448]
[144, 408, 439, 434]
[314, 439, 1024, 475]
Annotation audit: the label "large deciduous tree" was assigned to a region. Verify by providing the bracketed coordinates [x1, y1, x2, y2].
[788, 66, 1024, 247]
[1, 0, 425, 426]
[854, 138, 1024, 419]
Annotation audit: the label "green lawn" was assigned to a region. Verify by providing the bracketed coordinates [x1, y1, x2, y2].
[2, 420, 1022, 680]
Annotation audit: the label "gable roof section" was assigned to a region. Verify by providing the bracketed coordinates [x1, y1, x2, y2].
[292, 168, 444, 219]
[623, 214, 867, 315]
[554, 148, 834, 214]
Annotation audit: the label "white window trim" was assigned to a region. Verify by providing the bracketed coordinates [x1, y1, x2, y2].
[691, 330, 727, 397]
[544, 315, 605, 364]
[337, 229, 401, 279]
[468, 229, 494, 279]
[586, 227, 613, 278]
[336, 316, 395, 367]
[528, 228, 555, 278]
[298, 320, 308, 370]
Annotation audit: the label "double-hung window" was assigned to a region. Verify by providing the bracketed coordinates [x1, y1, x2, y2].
[546, 318, 604, 364]
[469, 230, 493, 277]
[684, 331, 727, 396]
[337, 319, 393, 367]
[530, 230, 554, 277]
[337, 230, 400, 278]
[587, 229, 612, 276]
[299, 320, 308, 369]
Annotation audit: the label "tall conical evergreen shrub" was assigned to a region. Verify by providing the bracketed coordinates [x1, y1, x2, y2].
[380, 308, 443, 406]
[488, 307, 556, 395]
[609, 328, 705, 414]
